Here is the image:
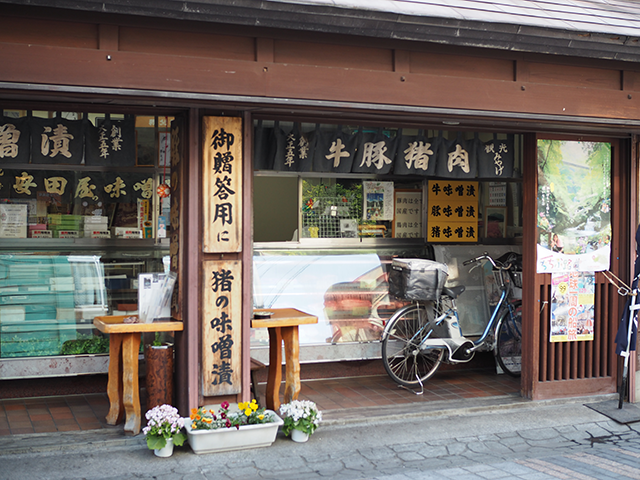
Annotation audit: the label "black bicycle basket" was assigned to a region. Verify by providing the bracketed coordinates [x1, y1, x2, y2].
[494, 252, 522, 289]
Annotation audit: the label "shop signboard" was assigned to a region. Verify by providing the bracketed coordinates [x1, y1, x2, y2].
[427, 180, 478, 242]
[203, 116, 242, 253]
[202, 259, 242, 396]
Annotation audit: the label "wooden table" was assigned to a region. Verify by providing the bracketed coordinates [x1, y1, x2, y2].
[251, 308, 318, 411]
[93, 315, 183, 435]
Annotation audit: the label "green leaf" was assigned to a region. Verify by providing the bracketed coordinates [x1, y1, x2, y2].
[146, 435, 166, 450]
[172, 431, 187, 447]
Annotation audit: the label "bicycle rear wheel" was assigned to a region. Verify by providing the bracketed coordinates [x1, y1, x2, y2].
[382, 304, 444, 387]
[495, 301, 522, 377]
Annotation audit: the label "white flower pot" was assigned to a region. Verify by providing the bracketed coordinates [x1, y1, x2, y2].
[291, 429, 309, 443]
[154, 437, 174, 457]
[184, 411, 283, 454]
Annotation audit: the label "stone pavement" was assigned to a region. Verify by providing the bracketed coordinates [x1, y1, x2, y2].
[1, 393, 640, 480]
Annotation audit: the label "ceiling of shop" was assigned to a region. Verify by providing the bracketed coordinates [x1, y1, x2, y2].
[1, 0, 640, 62]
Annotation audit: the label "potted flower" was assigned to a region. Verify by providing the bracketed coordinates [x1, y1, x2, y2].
[279, 399, 322, 443]
[184, 399, 283, 454]
[143, 404, 187, 457]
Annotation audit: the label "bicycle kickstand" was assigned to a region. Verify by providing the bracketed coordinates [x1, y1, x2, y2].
[398, 373, 425, 396]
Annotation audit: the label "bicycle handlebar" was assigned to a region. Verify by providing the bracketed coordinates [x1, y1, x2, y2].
[463, 253, 513, 270]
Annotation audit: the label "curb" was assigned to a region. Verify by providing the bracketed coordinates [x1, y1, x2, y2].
[0, 392, 618, 456]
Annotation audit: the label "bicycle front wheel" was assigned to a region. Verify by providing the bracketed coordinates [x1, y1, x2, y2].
[382, 304, 444, 387]
[495, 301, 522, 377]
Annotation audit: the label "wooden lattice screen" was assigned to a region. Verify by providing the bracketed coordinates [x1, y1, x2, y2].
[522, 135, 631, 400]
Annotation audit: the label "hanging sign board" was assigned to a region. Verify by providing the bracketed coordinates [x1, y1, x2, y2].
[427, 180, 478, 242]
[203, 117, 242, 253]
[202, 259, 242, 396]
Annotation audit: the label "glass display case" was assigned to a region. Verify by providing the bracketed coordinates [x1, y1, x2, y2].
[0, 109, 177, 377]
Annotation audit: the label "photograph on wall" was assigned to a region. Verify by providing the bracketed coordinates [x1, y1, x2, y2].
[537, 140, 611, 273]
[550, 271, 595, 342]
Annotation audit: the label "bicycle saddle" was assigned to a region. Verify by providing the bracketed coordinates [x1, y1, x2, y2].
[442, 285, 465, 299]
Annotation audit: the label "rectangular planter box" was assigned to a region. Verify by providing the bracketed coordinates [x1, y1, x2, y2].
[184, 411, 283, 454]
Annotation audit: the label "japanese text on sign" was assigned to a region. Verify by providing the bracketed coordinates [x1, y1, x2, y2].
[202, 260, 241, 396]
[203, 117, 242, 253]
[427, 180, 478, 243]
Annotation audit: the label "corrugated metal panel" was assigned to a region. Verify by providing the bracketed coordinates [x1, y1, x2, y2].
[281, 0, 640, 36]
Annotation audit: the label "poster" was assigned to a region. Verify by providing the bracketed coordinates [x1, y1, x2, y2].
[537, 140, 611, 273]
[363, 181, 393, 221]
[550, 271, 595, 342]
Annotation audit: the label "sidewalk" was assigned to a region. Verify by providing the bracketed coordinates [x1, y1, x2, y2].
[1, 391, 638, 480]
[0, 368, 519, 435]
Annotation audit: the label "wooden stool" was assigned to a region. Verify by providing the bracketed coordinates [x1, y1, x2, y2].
[251, 308, 318, 411]
[93, 316, 183, 435]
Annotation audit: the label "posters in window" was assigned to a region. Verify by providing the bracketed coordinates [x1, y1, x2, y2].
[550, 271, 595, 342]
[363, 181, 393, 221]
[536, 140, 611, 273]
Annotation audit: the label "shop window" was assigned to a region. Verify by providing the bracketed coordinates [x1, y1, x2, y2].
[0, 109, 178, 365]
[252, 119, 523, 355]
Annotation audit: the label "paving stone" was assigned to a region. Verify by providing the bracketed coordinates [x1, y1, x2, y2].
[397, 451, 426, 461]
[446, 442, 468, 455]
[518, 428, 558, 440]
[341, 453, 375, 471]
[390, 442, 428, 453]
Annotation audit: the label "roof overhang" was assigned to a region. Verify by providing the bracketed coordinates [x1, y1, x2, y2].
[1, 0, 640, 63]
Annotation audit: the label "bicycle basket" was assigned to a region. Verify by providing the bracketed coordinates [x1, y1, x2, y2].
[388, 258, 448, 301]
[493, 252, 522, 290]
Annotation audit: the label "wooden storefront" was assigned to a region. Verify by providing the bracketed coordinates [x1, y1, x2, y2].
[0, 1, 638, 412]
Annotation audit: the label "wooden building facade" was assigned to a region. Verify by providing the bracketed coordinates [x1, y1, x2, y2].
[0, 0, 638, 413]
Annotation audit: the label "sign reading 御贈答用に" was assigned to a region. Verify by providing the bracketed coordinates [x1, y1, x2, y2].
[203, 117, 242, 253]
[202, 260, 242, 396]
[427, 180, 478, 242]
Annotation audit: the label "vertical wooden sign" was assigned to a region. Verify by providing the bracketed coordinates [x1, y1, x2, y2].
[203, 116, 242, 253]
[202, 260, 242, 396]
[169, 118, 182, 319]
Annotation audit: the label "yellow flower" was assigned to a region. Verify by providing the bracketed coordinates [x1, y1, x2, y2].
[192, 422, 197, 429]
[203, 417, 212, 424]
[250, 403, 258, 412]
[258, 414, 264, 420]
[238, 402, 247, 410]
[244, 408, 252, 416]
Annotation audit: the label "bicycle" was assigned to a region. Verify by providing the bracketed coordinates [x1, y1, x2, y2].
[381, 252, 523, 390]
